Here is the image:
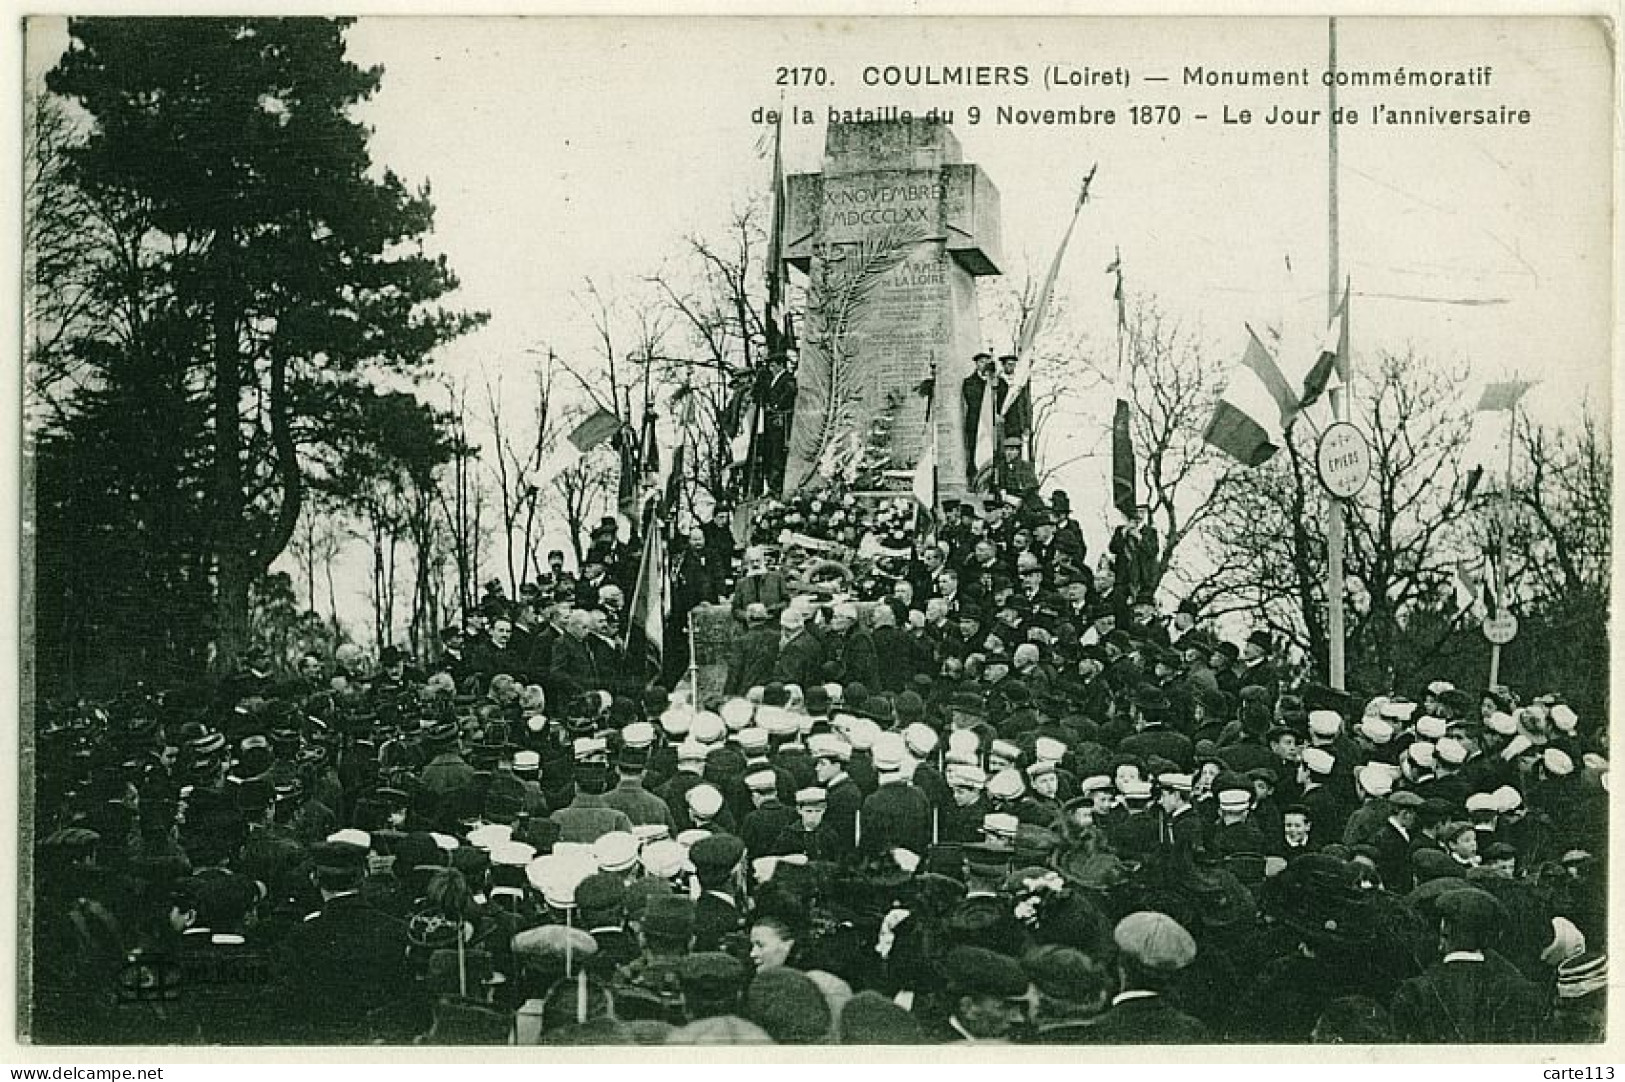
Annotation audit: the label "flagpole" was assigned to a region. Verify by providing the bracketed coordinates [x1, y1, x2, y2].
[1325, 16, 1348, 691]
[1489, 397, 1518, 687]
[687, 607, 700, 705]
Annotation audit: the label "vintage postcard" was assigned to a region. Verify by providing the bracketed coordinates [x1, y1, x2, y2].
[10, 9, 1618, 1065]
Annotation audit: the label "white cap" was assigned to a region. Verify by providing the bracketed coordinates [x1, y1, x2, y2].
[326, 828, 372, 850]
[676, 740, 709, 764]
[758, 706, 800, 737]
[592, 831, 640, 873]
[1489, 785, 1524, 813]
[1308, 711, 1343, 737]
[632, 823, 670, 843]
[1416, 716, 1448, 740]
[1358, 717, 1396, 745]
[947, 729, 980, 757]
[659, 707, 694, 736]
[1407, 742, 1437, 769]
[430, 833, 460, 852]
[1301, 747, 1335, 776]
[467, 823, 513, 851]
[490, 840, 536, 867]
[675, 828, 712, 849]
[640, 839, 687, 879]
[1550, 704, 1578, 732]
[1435, 737, 1468, 766]
[981, 812, 1019, 839]
[847, 718, 881, 751]
[525, 851, 596, 909]
[525, 715, 548, 734]
[513, 749, 541, 772]
[808, 733, 851, 762]
[1356, 764, 1395, 798]
[1081, 775, 1113, 794]
[1157, 773, 1194, 793]
[691, 711, 726, 744]
[686, 783, 724, 817]
[573, 736, 608, 761]
[1120, 779, 1154, 800]
[1034, 736, 1068, 762]
[1217, 789, 1252, 809]
[745, 769, 778, 793]
[987, 768, 1025, 800]
[872, 732, 908, 773]
[719, 698, 755, 732]
[621, 722, 656, 749]
[1484, 711, 1518, 736]
[1464, 792, 1497, 814]
[989, 739, 1021, 763]
[945, 763, 987, 788]
[1543, 748, 1575, 776]
[737, 728, 769, 753]
[1427, 680, 1456, 696]
[1380, 700, 1418, 722]
[903, 723, 938, 757]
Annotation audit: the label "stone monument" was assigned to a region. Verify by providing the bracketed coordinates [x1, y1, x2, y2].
[780, 119, 1001, 501]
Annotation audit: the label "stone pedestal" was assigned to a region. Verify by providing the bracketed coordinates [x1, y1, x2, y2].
[780, 119, 1001, 501]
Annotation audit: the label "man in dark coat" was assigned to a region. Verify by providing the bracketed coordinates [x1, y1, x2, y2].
[825, 602, 878, 688]
[1118, 689, 1193, 771]
[960, 352, 1003, 486]
[1077, 912, 1210, 1043]
[1370, 791, 1424, 893]
[688, 834, 748, 957]
[547, 609, 603, 703]
[269, 844, 414, 1043]
[731, 546, 791, 620]
[1390, 887, 1547, 1042]
[772, 608, 825, 689]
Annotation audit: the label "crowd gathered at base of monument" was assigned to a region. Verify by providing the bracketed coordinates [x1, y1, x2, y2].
[32, 480, 1610, 1047]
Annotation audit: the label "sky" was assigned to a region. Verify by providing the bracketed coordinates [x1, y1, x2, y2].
[24, 15, 1615, 643]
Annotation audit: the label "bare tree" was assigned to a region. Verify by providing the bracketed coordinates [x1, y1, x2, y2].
[482, 351, 558, 598]
[1200, 349, 1480, 684]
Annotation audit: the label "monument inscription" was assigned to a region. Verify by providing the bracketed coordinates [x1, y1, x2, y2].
[780, 119, 1001, 499]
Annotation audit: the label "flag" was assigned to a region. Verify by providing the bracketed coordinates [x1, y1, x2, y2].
[1299, 282, 1350, 412]
[625, 511, 668, 676]
[1108, 251, 1136, 517]
[1111, 388, 1137, 518]
[1204, 326, 1298, 467]
[1453, 564, 1487, 620]
[1003, 165, 1096, 413]
[912, 424, 938, 538]
[764, 109, 795, 358]
[664, 391, 696, 519]
[568, 408, 622, 454]
[971, 372, 997, 491]
[1477, 380, 1533, 412]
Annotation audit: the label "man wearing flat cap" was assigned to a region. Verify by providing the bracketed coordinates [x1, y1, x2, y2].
[1077, 911, 1208, 1043]
[1390, 886, 1546, 1042]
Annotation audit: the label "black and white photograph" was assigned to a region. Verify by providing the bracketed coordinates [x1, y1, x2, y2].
[15, 12, 1616, 1056]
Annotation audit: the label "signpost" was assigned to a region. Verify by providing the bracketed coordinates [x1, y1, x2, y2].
[1316, 421, 1372, 500]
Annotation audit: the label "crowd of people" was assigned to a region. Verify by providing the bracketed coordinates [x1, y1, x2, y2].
[31, 483, 1610, 1047]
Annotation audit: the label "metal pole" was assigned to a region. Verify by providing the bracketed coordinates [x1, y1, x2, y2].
[1489, 399, 1519, 687]
[687, 608, 700, 705]
[1325, 17, 1347, 691]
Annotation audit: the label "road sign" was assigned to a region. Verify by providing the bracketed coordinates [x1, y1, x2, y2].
[1482, 613, 1519, 645]
[1316, 421, 1372, 500]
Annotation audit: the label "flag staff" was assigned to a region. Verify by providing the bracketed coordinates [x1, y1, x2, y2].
[1489, 396, 1519, 687]
[1325, 16, 1348, 691]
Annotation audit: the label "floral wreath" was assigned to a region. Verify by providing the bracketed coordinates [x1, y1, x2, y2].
[1011, 870, 1068, 930]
